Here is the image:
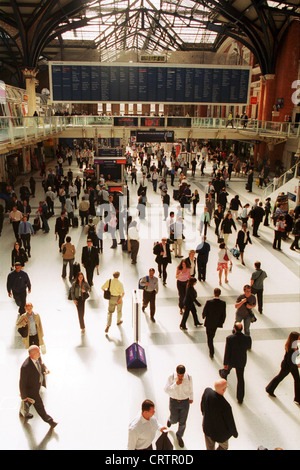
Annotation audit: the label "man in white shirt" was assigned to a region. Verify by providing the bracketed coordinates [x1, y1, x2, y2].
[164, 364, 193, 448]
[128, 399, 166, 450]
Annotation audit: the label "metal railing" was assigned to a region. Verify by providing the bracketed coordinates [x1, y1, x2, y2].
[0, 115, 299, 147]
[264, 162, 300, 196]
[0, 116, 67, 146]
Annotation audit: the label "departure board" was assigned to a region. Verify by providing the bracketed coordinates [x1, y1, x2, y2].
[49, 62, 251, 104]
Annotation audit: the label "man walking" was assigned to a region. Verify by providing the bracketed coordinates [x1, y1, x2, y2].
[102, 271, 125, 333]
[140, 268, 159, 322]
[164, 364, 193, 448]
[7, 262, 31, 314]
[250, 261, 267, 314]
[61, 236, 76, 282]
[220, 322, 252, 404]
[18, 215, 35, 258]
[153, 237, 172, 286]
[249, 202, 265, 237]
[19, 345, 57, 428]
[201, 379, 238, 450]
[81, 238, 99, 287]
[202, 287, 226, 358]
[128, 400, 166, 450]
[235, 284, 256, 337]
[55, 211, 69, 252]
[196, 236, 210, 282]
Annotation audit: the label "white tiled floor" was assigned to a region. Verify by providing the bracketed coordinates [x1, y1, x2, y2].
[0, 153, 299, 450]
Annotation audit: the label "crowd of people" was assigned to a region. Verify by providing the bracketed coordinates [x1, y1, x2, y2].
[1, 139, 299, 449]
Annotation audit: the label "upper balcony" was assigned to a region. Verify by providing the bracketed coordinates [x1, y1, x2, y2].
[0, 115, 299, 153]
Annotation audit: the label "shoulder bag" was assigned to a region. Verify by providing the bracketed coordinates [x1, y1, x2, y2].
[103, 279, 111, 300]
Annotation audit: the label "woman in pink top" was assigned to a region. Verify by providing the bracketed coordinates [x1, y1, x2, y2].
[176, 260, 191, 314]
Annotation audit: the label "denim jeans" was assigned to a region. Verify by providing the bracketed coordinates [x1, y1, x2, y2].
[62, 258, 74, 280]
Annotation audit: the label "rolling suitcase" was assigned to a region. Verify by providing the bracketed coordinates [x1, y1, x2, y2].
[173, 189, 179, 200]
[73, 262, 81, 278]
[33, 216, 41, 232]
[73, 216, 79, 228]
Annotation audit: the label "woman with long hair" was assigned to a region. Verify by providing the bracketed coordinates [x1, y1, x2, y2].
[179, 277, 202, 330]
[176, 259, 190, 315]
[266, 331, 300, 405]
[11, 241, 28, 268]
[71, 272, 90, 334]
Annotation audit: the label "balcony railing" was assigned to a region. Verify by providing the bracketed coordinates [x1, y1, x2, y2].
[264, 162, 300, 197]
[0, 115, 299, 148]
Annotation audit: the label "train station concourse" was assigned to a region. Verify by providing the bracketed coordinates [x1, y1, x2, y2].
[0, 0, 299, 453]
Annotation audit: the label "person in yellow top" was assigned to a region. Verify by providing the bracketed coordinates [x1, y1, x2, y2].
[102, 271, 125, 333]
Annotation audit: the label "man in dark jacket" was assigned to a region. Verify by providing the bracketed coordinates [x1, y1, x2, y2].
[55, 211, 69, 251]
[153, 237, 172, 286]
[221, 322, 252, 403]
[249, 202, 265, 237]
[202, 288, 226, 358]
[81, 238, 99, 287]
[201, 379, 238, 450]
[19, 345, 57, 428]
[196, 236, 210, 282]
[7, 263, 31, 314]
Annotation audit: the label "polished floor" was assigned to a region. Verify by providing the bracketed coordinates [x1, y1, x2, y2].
[0, 151, 299, 451]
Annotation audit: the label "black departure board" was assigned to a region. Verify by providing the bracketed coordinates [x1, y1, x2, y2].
[50, 62, 251, 104]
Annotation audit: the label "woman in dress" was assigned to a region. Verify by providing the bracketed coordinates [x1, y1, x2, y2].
[71, 272, 90, 334]
[217, 242, 233, 285]
[266, 331, 300, 405]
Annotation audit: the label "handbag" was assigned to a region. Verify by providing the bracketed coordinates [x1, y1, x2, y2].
[249, 311, 257, 323]
[18, 324, 28, 338]
[82, 291, 89, 301]
[223, 250, 229, 261]
[103, 279, 111, 300]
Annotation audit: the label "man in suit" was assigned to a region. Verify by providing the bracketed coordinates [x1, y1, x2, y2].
[19, 345, 57, 428]
[196, 236, 210, 282]
[153, 237, 172, 286]
[81, 238, 99, 287]
[249, 202, 265, 237]
[202, 288, 226, 358]
[201, 379, 238, 450]
[55, 211, 69, 251]
[220, 322, 252, 404]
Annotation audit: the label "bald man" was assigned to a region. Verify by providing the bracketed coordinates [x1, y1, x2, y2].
[200, 379, 238, 450]
[19, 345, 57, 428]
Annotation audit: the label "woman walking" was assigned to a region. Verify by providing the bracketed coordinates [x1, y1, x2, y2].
[266, 331, 300, 405]
[236, 223, 252, 266]
[217, 242, 233, 285]
[71, 272, 90, 334]
[176, 259, 190, 315]
[273, 214, 285, 250]
[213, 204, 224, 238]
[180, 278, 202, 330]
[220, 212, 237, 247]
